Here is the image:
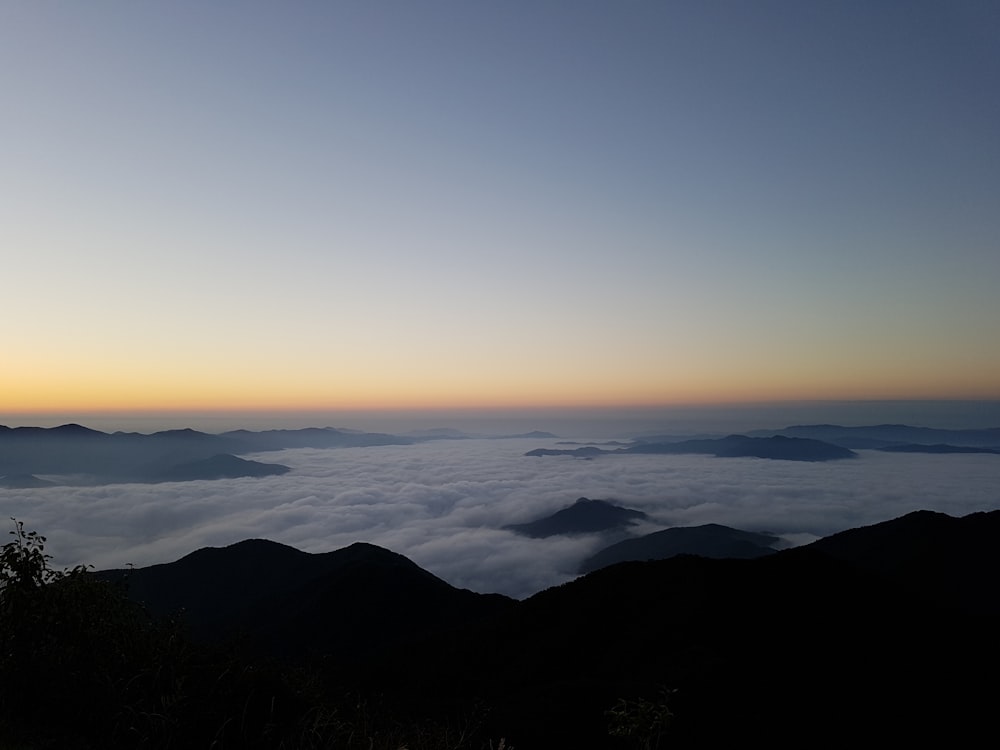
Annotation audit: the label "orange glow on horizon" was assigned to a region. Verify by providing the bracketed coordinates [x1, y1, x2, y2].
[5, 348, 1000, 417]
[5, 381, 1000, 418]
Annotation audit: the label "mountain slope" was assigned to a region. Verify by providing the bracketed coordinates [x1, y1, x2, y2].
[579, 523, 779, 572]
[102, 539, 513, 663]
[93, 509, 1000, 747]
[802, 508, 1000, 616]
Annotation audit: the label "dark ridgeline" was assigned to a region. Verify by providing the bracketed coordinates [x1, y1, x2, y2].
[624, 433, 857, 460]
[503, 497, 648, 537]
[877, 443, 1000, 454]
[74, 509, 1000, 748]
[0, 423, 411, 485]
[525, 445, 607, 457]
[100, 539, 512, 664]
[579, 522, 780, 573]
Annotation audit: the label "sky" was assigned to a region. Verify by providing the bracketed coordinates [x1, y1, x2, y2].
[3, 1, 999, 419]
[5, 437, 1000, 598]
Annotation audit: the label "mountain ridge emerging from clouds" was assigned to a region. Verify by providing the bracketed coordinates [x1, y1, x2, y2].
[0, 423, 410, 485]
[503, 497, 648, 537]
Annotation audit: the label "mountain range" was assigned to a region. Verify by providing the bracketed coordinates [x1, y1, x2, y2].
[745, 422, 1000, 449]
[526, 434, 857, 461]
[89, 508, 1000, 747]
[3, 422, 996, 487]
[0, 423, 409, 485]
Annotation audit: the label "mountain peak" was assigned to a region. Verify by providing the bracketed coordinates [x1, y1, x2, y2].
[505, 497, 647, 538]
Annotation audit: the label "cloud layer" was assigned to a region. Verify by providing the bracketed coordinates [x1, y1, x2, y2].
[4, 438, 999, 598]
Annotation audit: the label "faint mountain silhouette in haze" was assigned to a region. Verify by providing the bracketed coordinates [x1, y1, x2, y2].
[526, 434, 856, 461]
[625, 434, 857, 460]
[746, 423, 1000, 448]
[0, 423, 410, 485]
[877, 443, 1000, 454]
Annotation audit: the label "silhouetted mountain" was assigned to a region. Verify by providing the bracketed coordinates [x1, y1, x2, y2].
[219, 427, 408, 451]
[524, 445, 606, 458]
[579, 523, 779, 573]
[625, 434, 856, 460]
[405, 511, 1000, 746]
[499, 430, 559, 439]
[0, 423, 411, 485]
[877, 443, 1000, 454]
[91, 509, 1000, 747]
[747, 423, 1000, 448]
[153, 454, 290, 481]
[504, 498, 647, 537]
[102, 539, 513, 664]
[803, 509, 1000, 616]
[530, 435, 855, 461]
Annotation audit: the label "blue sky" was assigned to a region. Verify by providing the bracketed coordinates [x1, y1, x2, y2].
[3, 1, 999, 416]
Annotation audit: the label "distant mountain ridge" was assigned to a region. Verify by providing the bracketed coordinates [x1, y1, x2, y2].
[0, 423, 410, 485]
[526, 434, 856, 461]
[152, 454, 290, 481]
[745, 423, 1000, 448]
[876, 443, 1000, 455]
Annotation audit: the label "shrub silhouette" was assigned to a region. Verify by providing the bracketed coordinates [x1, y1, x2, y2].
[1, 519, 163, 743]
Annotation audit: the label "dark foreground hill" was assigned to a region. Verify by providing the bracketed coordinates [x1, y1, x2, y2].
[101, 539, 512, 663]
[415, 510, 1000, 746]
[7, 509, 1000, 748]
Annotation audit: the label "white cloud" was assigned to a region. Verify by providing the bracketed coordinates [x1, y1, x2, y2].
[3, 439, 999, 598]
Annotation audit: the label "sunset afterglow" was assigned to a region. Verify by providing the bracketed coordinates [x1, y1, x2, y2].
[3, 2, 998, 421]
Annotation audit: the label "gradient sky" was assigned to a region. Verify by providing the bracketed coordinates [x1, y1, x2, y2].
[4, 1, 999, 416]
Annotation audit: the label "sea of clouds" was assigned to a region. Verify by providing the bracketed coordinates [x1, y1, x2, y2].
[4, 437, 1000, 599]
